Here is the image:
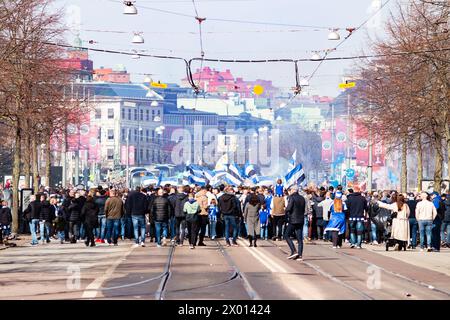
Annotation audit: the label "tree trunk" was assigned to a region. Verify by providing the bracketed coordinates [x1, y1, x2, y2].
[31, 136, 39, 194]
[401, 135, 408, 193]
[433, 132, 443, 190]
[445, 122, 450, 181]
[23, 131, 31, 189]
[11, 122, 21, 234]
[45, 135, 51, 188]
[416, 134, 423, 192]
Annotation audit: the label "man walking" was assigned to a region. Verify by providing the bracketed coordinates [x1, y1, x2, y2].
[218, 186, 239, 246]
[125, 187, 149, 247]
[104, 189, 124, 246]
[284, 186, 306, 260]
[346, 186, 368, 249]
[416, 192, 437, 252]
[151, 188, 170, 247]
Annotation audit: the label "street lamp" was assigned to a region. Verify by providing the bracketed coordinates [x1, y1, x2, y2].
[328, 29, 340, 40]
[132, 32, 144, 44]
[123, 1, 138, 15]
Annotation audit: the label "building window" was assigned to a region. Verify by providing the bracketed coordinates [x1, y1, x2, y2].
[107, 129, 114, 140]
[140, 129, 143, 141]
[152, 110, 155, 121]
[98, 128, 102, 142]
[134, 109, 138, 121]
[121, 108, 125, 119]
[146, 149, 149, 160]
[107, 149, 114, 160]
[134, 129, 137, 141]
[121, 128, 125, 141]
[108, 108, 114, 119]
[140, 149, 143, 162]
[140, 109, 143, 121]
[152, 130, 155, 141]
[146, 129, 149, 142]
[146, 110, 149, 121]
[128, 109, 131, 120]
[95, 109, 101, 119]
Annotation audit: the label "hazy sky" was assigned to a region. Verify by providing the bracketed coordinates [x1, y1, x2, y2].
[56, 0, 397, 97]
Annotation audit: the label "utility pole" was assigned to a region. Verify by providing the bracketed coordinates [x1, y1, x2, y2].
[367, 104, 373, 192]
[330, 103, 335, 180]
[346, 93, 351, 170]
[126, 128, 130, 188]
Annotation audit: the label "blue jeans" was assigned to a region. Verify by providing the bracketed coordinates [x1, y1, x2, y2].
[79, 223, 85, 239]
[95, 215, 106, 240]
[132, 215, 146, 244]
[441, 222, 450, 244]
[29, 219, 40, 245]
[209, 220, 217, 239]
[285, 223, 304, 256]
[350, 220, 364, 247]
[155, 221, 168, 245]
[418, 220, 433, 249]
[303, 216, 309, 239]
[409, 218, 418, 247]
[57, 231, 65, 242]
[169, 216, 176, 239]
[121, 215, 132, 239]
[105, 219, 121, 244]
[261, 224, 268, 239]
[431, 217, 442, 250]
[370, 222, 377, 243]
[223, 215, 238, 243]
[39, 221, 51, 243]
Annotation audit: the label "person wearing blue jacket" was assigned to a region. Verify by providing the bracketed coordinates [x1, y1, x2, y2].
[208, 199, 219, 240]
[324, 191, 347, 249]
[431, 191, 444, 251]
[259, 204, 270, 240]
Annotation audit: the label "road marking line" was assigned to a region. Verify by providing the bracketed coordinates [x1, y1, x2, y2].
[236, 239, 289, 273]
[81, 246, 136, 299]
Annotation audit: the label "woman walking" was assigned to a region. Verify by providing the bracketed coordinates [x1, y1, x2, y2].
[324, 191, 347, 249]
[244, 194, 261, 247]
[377, 194, 410, 251]
[184, 193, 200, 249]
[81, 195, 99, 247]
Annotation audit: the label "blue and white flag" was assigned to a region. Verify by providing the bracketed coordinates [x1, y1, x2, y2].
[289, 150, 297, 171]
[209, 171, 227, 187]
[160, 176, 179, 186]
[202, 168, 215, 182]
[156, 173, 163, 187]
[223, 172, 242, 186]
[228, 162, 244, 183]
[257, 176, 275, 187]
[244, 162, 259, 184]
[189, 174, 207, 186]
[285, 163, 306, 188]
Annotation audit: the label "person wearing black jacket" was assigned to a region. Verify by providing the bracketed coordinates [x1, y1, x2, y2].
[218, 187, 238, 246]
[94, 190, 108, 242]
[0, 200, 12, 245]
[152, 188, 171, 247]
[81, 196, 99, 247]
[126, 187, 149, 246]
[442, 194, 450, 247]
[284, 186, 306, 260]
[68, 196, 82, 243]
[23, 194, 41, 245]
[62, 190, 75, 242]
[39, 194, 55, 244]
[407, 193, 418, 249]
[169, 186, 189, 246]
[346, 187, 368, 249]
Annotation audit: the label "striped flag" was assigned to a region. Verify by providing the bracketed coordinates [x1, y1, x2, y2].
[228, 162, 244, 183]
[244, 162, 259, 184]
[289, 150, 297, 171]
[285, 163, 306, 188]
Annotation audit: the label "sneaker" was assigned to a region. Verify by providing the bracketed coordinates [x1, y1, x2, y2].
[132, 243, 139, 248]
[226, 241, 231, 247]
[350, 244, 355, 248]
[287, 253, 299, 260]
[427, 247, 432, 252]
[232, 242, 239, 247]
[156, 244, 162, 248]
[189, 245, 194, 249]
[95, 239, 102, 243]
[420, 248, 424, 252]
[295, 256, 303, 261]
[356, 246, 362, 249]
[332, 246, 337, 249]
[140, 242, 145, 247]
[373, 240, 379, 245]
[101, 240, 106, 244]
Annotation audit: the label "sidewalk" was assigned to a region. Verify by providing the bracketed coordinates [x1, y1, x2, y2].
[363, 243, 450, 276]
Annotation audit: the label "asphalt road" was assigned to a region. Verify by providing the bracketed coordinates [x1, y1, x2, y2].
[0, 238, 449, 300]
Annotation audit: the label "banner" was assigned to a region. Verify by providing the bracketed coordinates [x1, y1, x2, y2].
[66, 113, 91, 152]
[121, 145, 135, 166]
[321, 130, 332, 163]
[355, 122, 369, 166]
[334, 118, 347, 158]
[372, 133, 385, 167]
[88, 125, 100, 162]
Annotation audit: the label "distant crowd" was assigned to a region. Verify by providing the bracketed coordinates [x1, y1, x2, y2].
[1, 181, 449, 260]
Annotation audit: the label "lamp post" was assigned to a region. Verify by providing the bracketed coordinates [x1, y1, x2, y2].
[367, 104, 373, 192]
[126, 128, 130, 188]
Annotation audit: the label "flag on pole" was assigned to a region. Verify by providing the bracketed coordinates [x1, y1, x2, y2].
[215, 153, 229, 172]
[228, 162, 244, 183]
[285, 163, 306, 188]
[244, 162, 259, 184]
[289, 150, 297, 171]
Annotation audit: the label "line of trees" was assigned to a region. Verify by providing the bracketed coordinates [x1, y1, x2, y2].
[352, 0, 449, 193]
[0, 0, 84, 233]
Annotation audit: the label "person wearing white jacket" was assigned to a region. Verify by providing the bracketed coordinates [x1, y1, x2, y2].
[318, 192, 334, 241]
[415, 192, 437, 251]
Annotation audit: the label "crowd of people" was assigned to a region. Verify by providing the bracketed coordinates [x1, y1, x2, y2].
[1, 181, 449, 261]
